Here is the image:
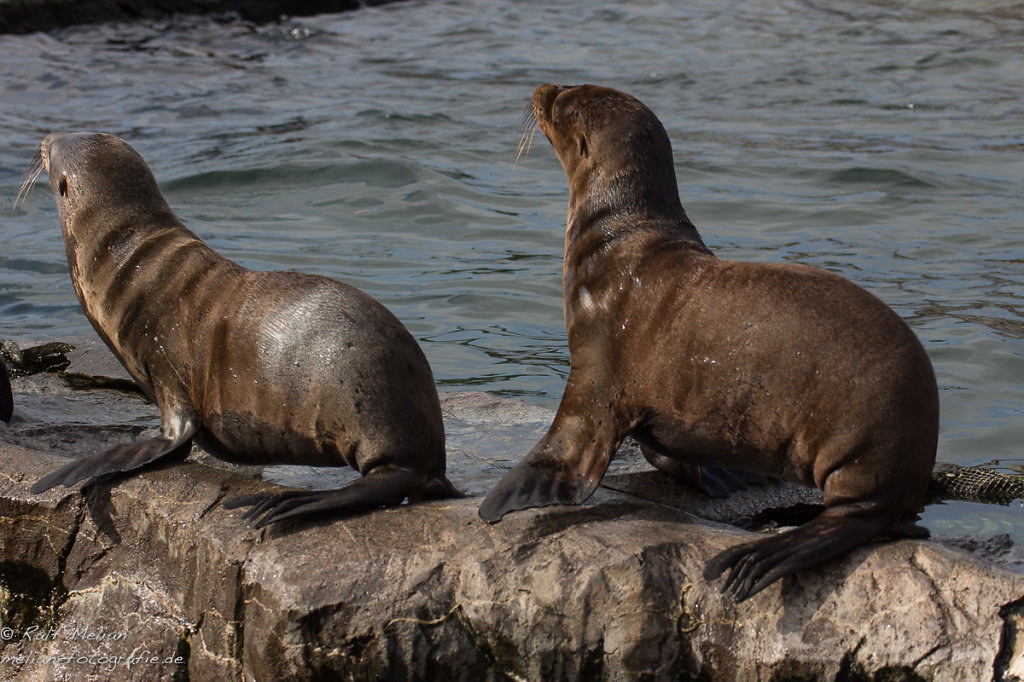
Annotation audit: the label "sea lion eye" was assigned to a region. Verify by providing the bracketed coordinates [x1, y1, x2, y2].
[577, 136, 589, 158]
[58, 177, 68, 197]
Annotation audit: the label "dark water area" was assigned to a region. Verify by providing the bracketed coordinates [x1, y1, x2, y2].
[1, 0, 1023, 537]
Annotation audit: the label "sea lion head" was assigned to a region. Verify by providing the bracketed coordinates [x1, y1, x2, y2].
[530, 84, 685, 224]
[39, 132, 174, 244]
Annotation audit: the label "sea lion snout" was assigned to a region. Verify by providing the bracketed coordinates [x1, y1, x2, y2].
[531, 83, 573, 126]
[40, 132, 97, 174]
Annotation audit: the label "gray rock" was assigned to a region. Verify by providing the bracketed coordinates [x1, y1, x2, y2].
[0, 341, 1023, 680]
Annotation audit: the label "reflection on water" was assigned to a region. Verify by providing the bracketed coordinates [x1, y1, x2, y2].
[1, 0, 1023, 536]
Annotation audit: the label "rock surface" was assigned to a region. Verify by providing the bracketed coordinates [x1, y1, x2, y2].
[0, 338, 1022, 680]
[0, 0, 405, 35]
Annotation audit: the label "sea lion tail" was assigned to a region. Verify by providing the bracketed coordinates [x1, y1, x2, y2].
[409, 475, 465, 502]
[478, 457, 595, 523]
[225, 465, 445, 528]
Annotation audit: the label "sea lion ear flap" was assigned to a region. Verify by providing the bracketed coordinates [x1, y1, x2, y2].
[577, 136, 589, 158]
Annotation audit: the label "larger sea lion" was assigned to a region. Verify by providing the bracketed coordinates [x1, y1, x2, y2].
[29, 132, 459, 526]
[479, 84, 939, 601]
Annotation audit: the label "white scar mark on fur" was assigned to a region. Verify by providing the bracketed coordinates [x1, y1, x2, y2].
[578, 287, 595, 312]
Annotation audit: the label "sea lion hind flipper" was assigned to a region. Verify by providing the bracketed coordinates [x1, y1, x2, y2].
[698, 466, 774, 498]
[30, 431, 195, 494]
[640, 447, 773, 497]
[227, 467, 431, 528]
[478, 459, 594, 523]
[222, 491, 309, 519]
[703, 509, 885, 602]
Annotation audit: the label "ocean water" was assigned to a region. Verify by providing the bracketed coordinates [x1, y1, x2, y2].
[1, 0, 1023, 536]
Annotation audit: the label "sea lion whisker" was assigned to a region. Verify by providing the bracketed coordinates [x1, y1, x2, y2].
[517, 104, 536, 134]
[514, 124, 538, 170]
[514, 107, 539, 169]
[13, 151, 44, 215]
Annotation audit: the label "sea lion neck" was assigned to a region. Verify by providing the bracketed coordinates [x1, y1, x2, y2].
[565, 181, 707, 255]
[566, 163, 695, 230]
[564, 212, 709, 270]
[563, 174, 711, 269]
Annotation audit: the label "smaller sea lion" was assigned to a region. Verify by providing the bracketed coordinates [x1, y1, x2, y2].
[479, 84, 939, 601]
[29, 132, 459, 526]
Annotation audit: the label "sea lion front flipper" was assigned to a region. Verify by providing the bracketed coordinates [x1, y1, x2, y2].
[479, 405, 620, 523]
[31, 408, 199, 494]
[0, 362, 12, 423]
[225, 466, 428, 528]
[478, 457, 592, 523]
